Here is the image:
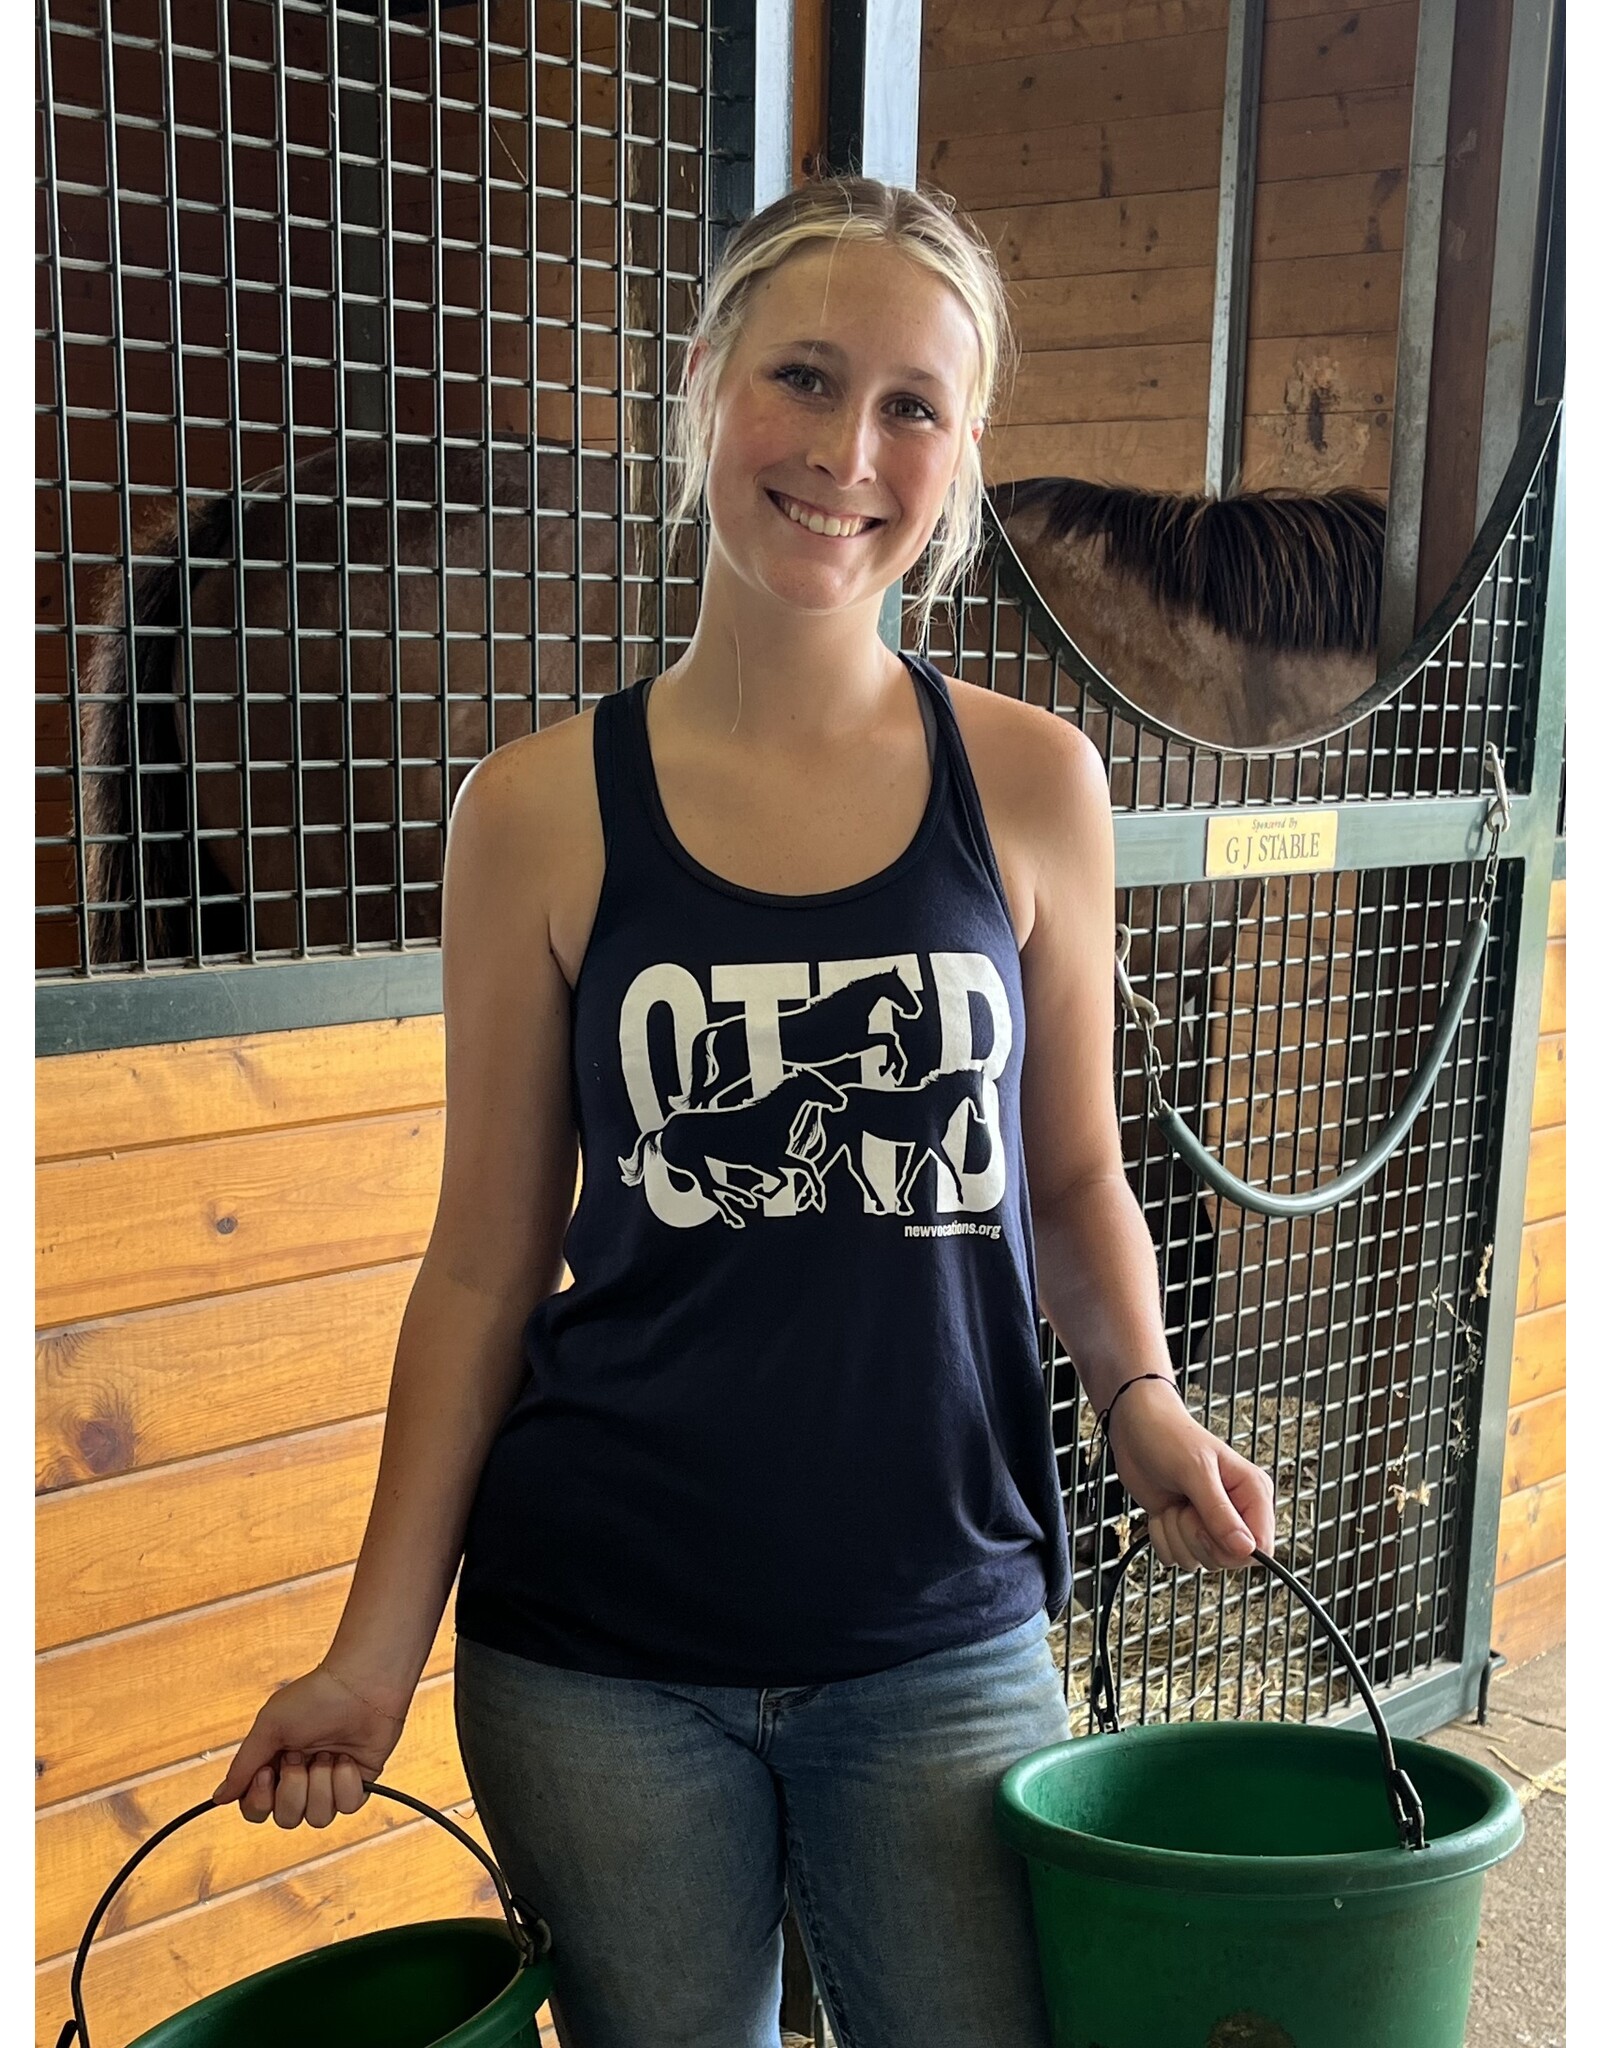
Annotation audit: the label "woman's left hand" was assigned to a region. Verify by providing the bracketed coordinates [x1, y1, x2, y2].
[1106, 1377, 1277, 1571]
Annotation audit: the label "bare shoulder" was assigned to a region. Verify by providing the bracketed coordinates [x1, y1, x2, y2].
[941, 676, 1110, 932]
[453, 708, 599, 845]
[447, 710, 605, 985]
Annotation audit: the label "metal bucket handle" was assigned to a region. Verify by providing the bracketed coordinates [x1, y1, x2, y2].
[53, 1781, 553, 2048]
[1089, 1528, 1428, 1853]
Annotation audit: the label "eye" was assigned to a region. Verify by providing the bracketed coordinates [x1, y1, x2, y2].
[773, 363, 939, 424]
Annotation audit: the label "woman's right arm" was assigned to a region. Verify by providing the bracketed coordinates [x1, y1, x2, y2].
[210, 734, 585, 1827]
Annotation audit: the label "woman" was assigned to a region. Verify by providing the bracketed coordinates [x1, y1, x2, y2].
[213, 177, 1276, 2048]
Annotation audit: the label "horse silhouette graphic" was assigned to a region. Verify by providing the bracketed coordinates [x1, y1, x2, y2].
[619, 1071, 851, 1228]
[674, 967, 923, 1109]
[795, 1067, 993, 1217]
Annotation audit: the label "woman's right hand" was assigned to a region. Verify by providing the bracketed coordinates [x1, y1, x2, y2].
[209, 1664, 411, 1828]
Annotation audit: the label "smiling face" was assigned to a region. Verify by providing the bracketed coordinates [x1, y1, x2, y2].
[696, 238, 983, 619]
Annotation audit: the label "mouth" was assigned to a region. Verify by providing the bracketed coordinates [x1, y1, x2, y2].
[767, 489, 885, 541]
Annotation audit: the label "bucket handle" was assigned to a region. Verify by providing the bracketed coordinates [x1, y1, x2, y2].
[53, 1781, 553, 2048]
[1089, 1529, 1429, 1853]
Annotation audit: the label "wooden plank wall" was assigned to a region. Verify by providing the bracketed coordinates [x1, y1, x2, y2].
[920, 0, 1418, 496]
[1493, 880, 1567, 1666]
[33, 1020, 564, 2048]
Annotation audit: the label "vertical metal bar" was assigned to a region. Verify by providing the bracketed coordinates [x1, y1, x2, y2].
[429, 3, 448, 929]
[1453, 421, 1563, 1694]
[1204, 0, 1263, 502]
[270, 0, 309, 958]
[479, 0, 498, 757]
[571, 0, 585, 712]
[97, 0, 151, 966]
[157, 0, 204, 961]
[38, 3, 93, 974]
[327, 8, 360, 949]
[378, 5, 405, 948]
[216, 0, 259, 958]
[1377, 0, 1458, 670]
[1476, 0, 1559, 524]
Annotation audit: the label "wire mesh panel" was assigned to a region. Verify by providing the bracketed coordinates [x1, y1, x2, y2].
[919, 429, 1552, 1731]
[37, 0, 745, 975]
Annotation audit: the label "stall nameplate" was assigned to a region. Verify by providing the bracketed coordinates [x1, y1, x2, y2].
[1204, 808, 1340, 878]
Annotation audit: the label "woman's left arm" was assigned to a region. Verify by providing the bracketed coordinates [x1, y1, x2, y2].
[1012, 715, 1276, 1573]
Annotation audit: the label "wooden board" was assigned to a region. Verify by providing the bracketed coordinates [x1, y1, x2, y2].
[1259, 4, 1419, 102]
[1496, 1476, 1566, 1585]
[1005, 333, 1393, 433]
[1501, 1391, 1565, 1497]
[923, 86, 1410, 212]
[1547, 879, 1566, 938]
[975, 175, 1409, 298]
[977, 188, 1221, 282]
[1001, 254, 1401, 357]
[984, 417, 1206, 494]
[922, 28, 1228, 141]
[1521, 1124, 1565, 1227]
[36, 1672, 467, 1964]
[36, 1571, 456, 1809]
[1244, 333, 1397, 415]
[1509, 1305, 1566, 1407]
[37, 1416, 384, 1650]
[1531, 1035, 1565, 1132]
[923, 4, 1415, 124]
[922, 107, 1222, 212]
[35, 1015, 446, 1161]
[922, 0, 1230, 70]
[1490, 1558, 1565, 1668]
[1538, 939, 1565, 1036]
[36, 1109, 445, 1324]
[37, 1260, 416, 1493]
[1004, 342, 1210, 425]
[34, 1803, 498, 2048]
[1516, 1217, 1565, 1316]
[1240, 407, 1394, 492]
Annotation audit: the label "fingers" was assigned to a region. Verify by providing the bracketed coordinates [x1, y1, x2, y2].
[210, 1721, 283, 1808]
[240, 1764, 277, 1825]
[1180, 1451, 1259, 1565]
[273, 1752, 309, 1829]
[1148, 1506, 1207, 1573]
[333, 1754, 370, 1816]
[305, 1754, 338, 1831]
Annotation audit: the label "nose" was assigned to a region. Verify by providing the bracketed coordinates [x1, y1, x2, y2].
[807, 402, 878, 491]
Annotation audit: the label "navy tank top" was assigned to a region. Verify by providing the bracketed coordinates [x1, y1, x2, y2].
[456, 650, 1071, 1686]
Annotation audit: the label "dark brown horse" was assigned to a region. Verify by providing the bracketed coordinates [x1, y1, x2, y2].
[989, 475, 1385, 750]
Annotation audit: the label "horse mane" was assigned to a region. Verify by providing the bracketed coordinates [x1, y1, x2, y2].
[988, 476, 1386, 655]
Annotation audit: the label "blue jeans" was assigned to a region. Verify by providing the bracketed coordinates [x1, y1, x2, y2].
[452, 1609, 1070, 2048]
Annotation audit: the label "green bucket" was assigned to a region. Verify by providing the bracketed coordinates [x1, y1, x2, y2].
[995, 1538, 1524, 2048]
[55, 1784, 556, 2048]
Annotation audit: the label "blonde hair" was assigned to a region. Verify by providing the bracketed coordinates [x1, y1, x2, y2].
[662, 175, 1017, 652]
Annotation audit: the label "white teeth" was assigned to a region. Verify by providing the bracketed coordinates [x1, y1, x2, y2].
[775, 493, 872, 538]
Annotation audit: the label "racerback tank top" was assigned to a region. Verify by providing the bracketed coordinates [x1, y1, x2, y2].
[456, 650, 1071, 1686]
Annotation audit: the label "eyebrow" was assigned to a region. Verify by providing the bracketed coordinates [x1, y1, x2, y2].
[771, 337, 951, 392]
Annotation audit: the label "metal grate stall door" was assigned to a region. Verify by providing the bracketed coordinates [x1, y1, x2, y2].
[37, 0, 764, 997]
[921, 405, 1563, 1740]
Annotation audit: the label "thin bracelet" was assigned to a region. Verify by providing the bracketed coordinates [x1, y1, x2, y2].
[1090, 1372, 1183, 1474]
[318, 1661, 406, 1724]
